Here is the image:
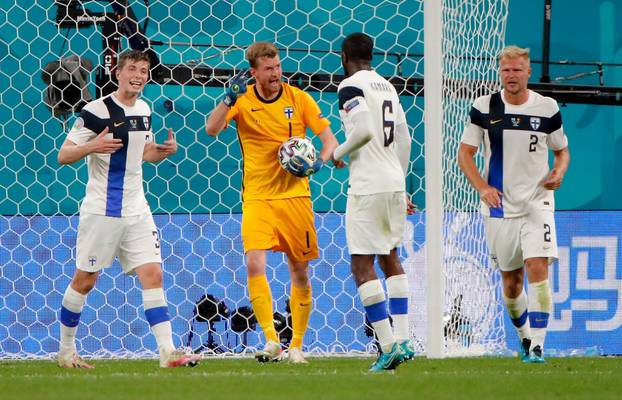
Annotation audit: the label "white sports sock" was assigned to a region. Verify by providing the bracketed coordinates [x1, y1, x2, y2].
[358, 279, 395, 353]
[59, 286, 87, 353]
[385, 274, 410, 343]
[503, 289, 531, 341]
[528, 280, 552, 350]
[143, 288, 175, 356]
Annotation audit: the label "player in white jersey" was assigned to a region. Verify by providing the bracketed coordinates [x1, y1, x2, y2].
[458, 46, 570, 363]
[56, 50, 200, 368]
[332, 32, 416, 372]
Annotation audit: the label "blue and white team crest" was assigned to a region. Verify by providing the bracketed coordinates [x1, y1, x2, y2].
[143, 116, 150, 130]
[530, 117, 541, 130]
[130, 118, 138, 129]
[283, 106, 294, 119]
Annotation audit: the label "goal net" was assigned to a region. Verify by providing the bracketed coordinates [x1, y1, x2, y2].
[0, 0, 508, 359]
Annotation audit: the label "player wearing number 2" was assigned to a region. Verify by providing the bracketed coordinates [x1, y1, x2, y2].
[458, 45, 570, 363]
[205, 41, 342, 363]
[332, 32, 416, 372]
[56, 50, 200, 368]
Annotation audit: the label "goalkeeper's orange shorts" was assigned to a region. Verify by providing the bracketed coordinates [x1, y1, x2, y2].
[241, 197, 318, 262]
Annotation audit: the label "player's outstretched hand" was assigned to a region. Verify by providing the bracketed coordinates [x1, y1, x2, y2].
[154, 128, 177, 156]
[543, 168, 563, 190]
[479, 185, 503, 208]
[289, 155, 324, 177]
[90, 126, 123, 154]
[223, 69, 250, 107]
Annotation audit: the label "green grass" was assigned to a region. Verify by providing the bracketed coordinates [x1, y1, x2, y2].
[1, 357, 620, 400]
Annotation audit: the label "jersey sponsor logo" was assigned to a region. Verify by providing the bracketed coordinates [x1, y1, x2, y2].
[143, 116, 150, 130]
[490, 118, 502, 125]
[344, 98, 360, 113]
[511, 117, 521, 127]
[251, 107, 263, 112]
[113, 121, 124, 127]
[284, 106, 294, 119]
[530, 117, 541, 130]
[302, 250, 312, 255]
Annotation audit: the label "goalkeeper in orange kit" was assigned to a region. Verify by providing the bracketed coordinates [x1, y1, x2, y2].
[205, 41, 344, 363]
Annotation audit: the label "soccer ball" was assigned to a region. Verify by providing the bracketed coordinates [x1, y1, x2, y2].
[277, 136, 316, 173]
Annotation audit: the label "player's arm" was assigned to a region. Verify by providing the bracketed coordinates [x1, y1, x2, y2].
[317, 126, 339, 163]
[205, 69, 250, 136]
[205, 102, 230, 137]
[457, 142, 501, 208]
[58, 126, 122, 165]
[333, 111, 374, 161]
[144, 128, 177, 163]
[543, 146, 570, 190]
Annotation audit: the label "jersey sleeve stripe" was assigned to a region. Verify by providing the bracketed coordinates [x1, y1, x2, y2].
[546, 111, 562, 133]
[469, 106, 485, 128]
[338, 86, 365, 110]
[80, 109, 107, 133]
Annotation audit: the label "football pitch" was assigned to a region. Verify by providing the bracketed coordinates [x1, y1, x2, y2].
[0, 357, 620, 400]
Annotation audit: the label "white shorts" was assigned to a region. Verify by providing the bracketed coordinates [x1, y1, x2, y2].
[76, 212, 162, 274]
[484, 210, 558, 272]
[345, 191, 406, 255]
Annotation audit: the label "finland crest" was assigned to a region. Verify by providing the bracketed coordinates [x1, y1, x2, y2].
[130, 118, 138, 129]
[283, 106, 294, 119]
[143, 116, 150, 130]
[530, 117, 541, 130]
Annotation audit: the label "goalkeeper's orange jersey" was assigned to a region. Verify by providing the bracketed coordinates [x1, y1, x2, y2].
[226, 83, 330, 201]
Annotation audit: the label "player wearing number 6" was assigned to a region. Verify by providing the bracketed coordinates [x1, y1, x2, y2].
[332, 33, 416, 372]
[205, 41, 342, 363]
[56, 50, 199, 369]
[458, 45, 570, 363]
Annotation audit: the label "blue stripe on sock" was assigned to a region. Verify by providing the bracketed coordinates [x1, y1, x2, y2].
[511, 310, 529, 328]
[389, 298, 408, 315]
[365, 301, 388, 323]
[144, 306, 170, 326]
[60, 306, 81, 328]
[529, 312, 549, 328]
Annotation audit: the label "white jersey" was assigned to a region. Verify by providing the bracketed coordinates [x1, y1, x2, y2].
[337, 70, 407, 195]
[67, 93, 154, 217]
[461, 89, 568, 218]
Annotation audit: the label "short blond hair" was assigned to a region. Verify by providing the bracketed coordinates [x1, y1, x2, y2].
[499, 45, 530, 63]
[246, 42, 279, 68]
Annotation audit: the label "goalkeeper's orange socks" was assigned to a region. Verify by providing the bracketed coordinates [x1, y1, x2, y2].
[248, 274, 279, 343]
[59, 285, 87, 353]
[289, 284, 312, 349]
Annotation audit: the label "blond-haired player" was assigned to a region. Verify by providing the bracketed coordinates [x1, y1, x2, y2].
[458, 45, 570, 363]
[205, 42, 343, 363]
[57, 50, 200, 368]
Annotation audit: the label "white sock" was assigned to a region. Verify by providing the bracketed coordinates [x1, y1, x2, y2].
[528, 280, 552, 350]
[503, 289, 531, 341]
[59, 286, 87, 353]
[385, 274, 410, 343]
[358, 279, 395, 353]
[143, 288, 175, 356]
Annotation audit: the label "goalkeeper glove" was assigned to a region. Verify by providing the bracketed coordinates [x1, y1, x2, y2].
[289, 156, 324, 177]
[223, 69, 250, 107]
